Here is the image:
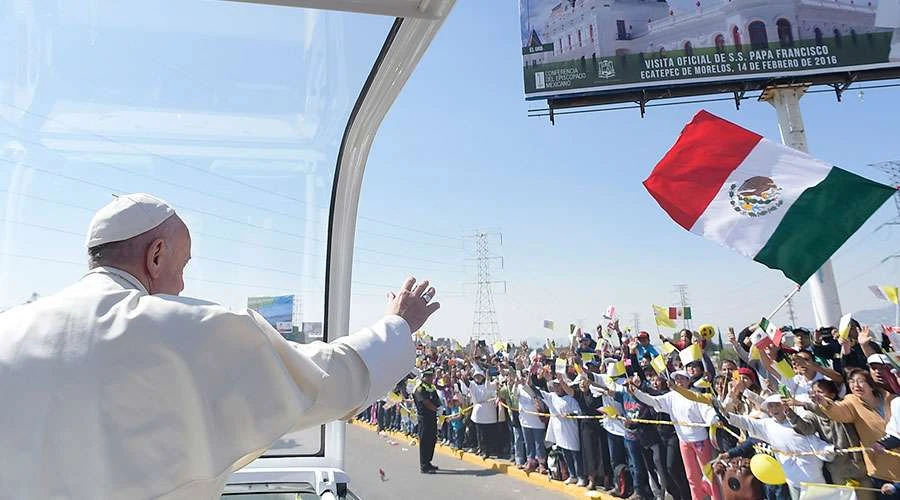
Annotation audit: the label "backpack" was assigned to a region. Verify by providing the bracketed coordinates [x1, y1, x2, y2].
[546, 446, 568, 481]
[612, 463, 632, 498]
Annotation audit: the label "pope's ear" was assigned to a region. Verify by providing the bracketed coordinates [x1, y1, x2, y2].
[145, 238, 166, 277]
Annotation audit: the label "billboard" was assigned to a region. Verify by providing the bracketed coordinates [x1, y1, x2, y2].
[247, 295, 294, 334]
[519, 0, 900, 101]
[302, 322, 324, 341]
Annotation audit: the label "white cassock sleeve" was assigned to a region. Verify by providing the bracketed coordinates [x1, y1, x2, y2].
[248, 311, 414, 430]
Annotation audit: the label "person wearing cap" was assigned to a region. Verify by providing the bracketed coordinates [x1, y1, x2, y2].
[868, 353, 900, 395]
[783, 379, 867, 488]
[725, 395, 834, 498]
[414, 367, 442, 473]
[464, 364, 498, 458]
[629, 370, 720, 500]
[577, 332, 597, 354]
[635, 331, 659, 359]
[515, 368, 550, 474]
[0, 194, 441, 499]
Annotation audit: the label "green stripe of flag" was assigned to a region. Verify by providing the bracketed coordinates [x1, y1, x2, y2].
[754, 167, 896, 284]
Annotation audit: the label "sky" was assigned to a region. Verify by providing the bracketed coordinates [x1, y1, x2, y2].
[1, 1, 898, 347]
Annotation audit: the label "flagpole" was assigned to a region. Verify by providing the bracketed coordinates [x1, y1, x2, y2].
[652, 307, 661, 337]
[766, 285, 802, 323]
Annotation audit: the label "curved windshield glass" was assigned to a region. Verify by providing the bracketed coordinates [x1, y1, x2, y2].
[0, 1, 391, 457]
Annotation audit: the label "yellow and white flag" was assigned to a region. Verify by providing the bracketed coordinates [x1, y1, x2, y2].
[653, 304, 677, 328]
[838, 313, 853, 341]
[651, 354, 668, 375]
[661, 341, 678, 355]
[774, 358, 795, 380]
[870, 285, 899, 304]
[679, 343, 703, 365]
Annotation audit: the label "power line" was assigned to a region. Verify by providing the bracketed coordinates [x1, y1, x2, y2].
[0, 104, 463, 241]
[3, 186, 459, 268]
[0, 218, 464, 288]
[0, 251, 466, 298]
[0, 161, 466, 254]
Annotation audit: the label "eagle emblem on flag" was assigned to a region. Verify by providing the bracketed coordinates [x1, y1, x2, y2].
[728, 176, 784, 217]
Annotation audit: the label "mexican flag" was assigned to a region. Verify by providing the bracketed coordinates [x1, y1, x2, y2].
[644, 110, 897, 284]
[668, 306, 692, 320]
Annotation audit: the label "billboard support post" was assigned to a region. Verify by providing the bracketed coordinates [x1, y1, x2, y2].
[762, 85, 843, 328]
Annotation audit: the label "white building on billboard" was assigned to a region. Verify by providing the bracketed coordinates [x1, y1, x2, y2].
[535, 0, 883, 60]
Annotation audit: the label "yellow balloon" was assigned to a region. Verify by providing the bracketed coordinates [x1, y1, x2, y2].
[698, 324, 716, 340]
[750, 454, 786, 485]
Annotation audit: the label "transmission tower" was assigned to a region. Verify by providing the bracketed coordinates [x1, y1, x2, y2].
[674, 284, 692, 330]
[870, 160, 900, 264]
[630, 313, 641, 335]
[467, 231, 506, 343]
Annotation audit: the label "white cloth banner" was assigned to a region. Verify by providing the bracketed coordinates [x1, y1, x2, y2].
[799, 485, 856, 500]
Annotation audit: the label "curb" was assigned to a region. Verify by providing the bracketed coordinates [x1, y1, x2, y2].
[349, 420, 616, 499]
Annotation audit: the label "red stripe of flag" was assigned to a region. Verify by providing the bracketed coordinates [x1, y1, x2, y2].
[643, 110, 763, 230]
[668, 307, 677, 320]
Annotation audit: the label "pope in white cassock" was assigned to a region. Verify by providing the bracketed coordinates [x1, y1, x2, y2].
[0, 193, 441, 500]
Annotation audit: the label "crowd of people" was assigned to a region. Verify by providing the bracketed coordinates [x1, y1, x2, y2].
[355, 319, 900, 500]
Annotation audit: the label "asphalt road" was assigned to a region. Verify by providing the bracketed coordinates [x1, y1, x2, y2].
[343, 424, 569, 500]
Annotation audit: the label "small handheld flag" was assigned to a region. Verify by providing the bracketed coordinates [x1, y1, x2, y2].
[555, 358, 567, 374]
[661, 341, 678, 355]
[679, 343, 703, 365]
[837, 313, 853, 341]
[651, 355, 668, 375]
[870, 285, 899, 305]
[653, 304, 677, 328]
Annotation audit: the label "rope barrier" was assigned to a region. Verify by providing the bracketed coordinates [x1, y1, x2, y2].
[384, 394, 900, 460]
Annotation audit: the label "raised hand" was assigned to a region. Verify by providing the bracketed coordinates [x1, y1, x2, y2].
[386, 276, 440, 332]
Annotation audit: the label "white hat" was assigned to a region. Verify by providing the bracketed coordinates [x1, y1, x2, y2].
[87, 193, 176, 248]
[472, 365, 486, 378]
[671, 370, 690, 380]
[764, 394, 783, 406]
[867, 354, 892, 365]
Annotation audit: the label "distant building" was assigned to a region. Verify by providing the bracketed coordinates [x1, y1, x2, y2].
[536, 0, 883, 60]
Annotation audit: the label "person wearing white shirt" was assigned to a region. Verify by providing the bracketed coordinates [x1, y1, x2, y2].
[594, 364, 628, 483]
[0, 193, 441, 500]
[726, 395, 834, 500]
[516, 374, 549, 473]
[539, 373, 585, 486]
[631, 370, 720, 500]
[467, 365, 498, 458]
